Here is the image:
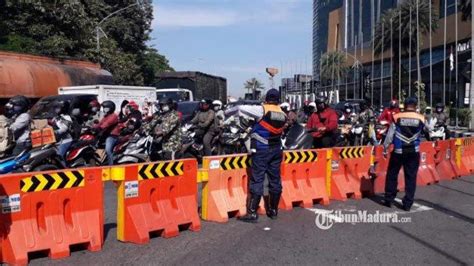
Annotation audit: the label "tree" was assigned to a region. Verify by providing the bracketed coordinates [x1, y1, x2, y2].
[244, 78, 265, 99]
[373, 0, 438, 102]
[320, 51, 348, 94]
[0, 0, 173, 86]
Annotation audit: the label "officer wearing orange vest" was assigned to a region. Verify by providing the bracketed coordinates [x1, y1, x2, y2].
[239, 89, 287, 223]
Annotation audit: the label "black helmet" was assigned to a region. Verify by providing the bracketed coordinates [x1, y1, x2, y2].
[265, 89, 280, 104]
[52, 100, 70, 115]
[315, 96, 327, 105]
[343, 103, 352, 113]
[359, 100, 368, 110]
[435, 103, 444, 109]
[101, 100, 116, 114]
[389, 99, 399, 109]
[404, 97, 418, 107]
[5, 95, 30, 118]
[200, 99, 211, 110]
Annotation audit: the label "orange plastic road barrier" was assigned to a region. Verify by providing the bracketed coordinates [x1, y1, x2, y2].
[434, 140, 458, 180]
[459, 137, 474, 174]
[452, 138, 471, 177]
[417, 142, 441, 186]
[200, 154, 267, 223]
[330, 146, 372, 200]
[371, 146, 405, 194]
[0, 168, 104, 265]
[280, 149, 330, 210]
[114, 159, 200, 244]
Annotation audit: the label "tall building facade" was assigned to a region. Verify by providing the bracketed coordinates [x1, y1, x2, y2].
[313, 0, 472, 110]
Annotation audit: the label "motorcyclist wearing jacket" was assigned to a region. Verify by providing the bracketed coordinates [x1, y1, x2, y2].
[356, 100, 377, 145]
[339, 103, 356, 124]
[93, 101, 119, 137]
[379, 99, 400, 124]
[5, 96, 32, 156]
[190, 99, 215, 156]
[83, 99, 101, 127]
[280, 102, 297, 130]
[105, 102, 142, 165]
[432, 103, 450, 139]
[306, 97, 338, 148]
[49, 100, 74, 159]
[154, 98, 182, 160]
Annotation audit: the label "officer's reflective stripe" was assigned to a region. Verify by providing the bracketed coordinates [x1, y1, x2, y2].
[251, 133, 269, 145]
[395, 132, 420, 144]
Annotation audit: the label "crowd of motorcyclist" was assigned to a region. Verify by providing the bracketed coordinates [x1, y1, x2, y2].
[0, 93, 452, 171]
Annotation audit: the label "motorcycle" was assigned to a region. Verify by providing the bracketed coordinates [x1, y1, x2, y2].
[427, 118, 446, 141]
[375, 120, 390, 145]
[282, 123, 314, 150]
[351, 123, 365, 146]
[112, 130, 154, 165]
[65, 127, 100, 167]
[217, 116, 251, 155]
[0, 144, 63, 174]
[180, 123, 204, 162]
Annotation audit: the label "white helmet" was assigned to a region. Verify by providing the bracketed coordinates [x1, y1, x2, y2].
[212, 100, 223, 109]
[309, 102, 316, 108]
[280, 102, 290, 110]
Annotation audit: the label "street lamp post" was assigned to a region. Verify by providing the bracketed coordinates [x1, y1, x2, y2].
[95, 0, 145, 53]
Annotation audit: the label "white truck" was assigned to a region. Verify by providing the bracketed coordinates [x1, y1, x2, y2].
[58, 85, 157, 112]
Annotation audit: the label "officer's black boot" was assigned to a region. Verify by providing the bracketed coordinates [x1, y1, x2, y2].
[239, 194, 261, 223]
[266, 193, 281, 220]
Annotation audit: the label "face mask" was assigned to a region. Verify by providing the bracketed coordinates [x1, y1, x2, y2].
[162, 105, 170, 112]
[91, 107, 99, 113]
[72, 108, 81, 116]
[103, 107, 110, 114]
[346, 108, 352, 113]
[214, 106, 220, 111]
[54, 108, 62, 114]
[436, 108, 443, 113]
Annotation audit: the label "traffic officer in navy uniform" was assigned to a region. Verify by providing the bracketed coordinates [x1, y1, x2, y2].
[383, 97, 426, 211]
[238, 89, 287, 223]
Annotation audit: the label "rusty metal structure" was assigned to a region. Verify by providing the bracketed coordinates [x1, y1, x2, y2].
[0, 51, 113, 102]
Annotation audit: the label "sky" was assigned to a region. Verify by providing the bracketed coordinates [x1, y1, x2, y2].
[150, 0, 313, 98]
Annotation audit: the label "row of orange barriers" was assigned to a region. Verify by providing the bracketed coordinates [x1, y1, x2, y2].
[200, 138, 474, 222]
[0, 137, 473, 264]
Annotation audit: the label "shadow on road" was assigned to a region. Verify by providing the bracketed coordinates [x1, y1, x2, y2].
[457, 178, 474, 185]
[104, 222, 117, 241]
[390, 226, 468, 266]
[434, 184, 474, 197]
[415, 199, 474, 224]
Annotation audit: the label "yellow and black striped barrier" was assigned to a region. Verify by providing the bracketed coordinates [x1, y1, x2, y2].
[284, 150, 318, 164]
[20, 170, 85, 193]
[138, 161, 184, 180]
[220, 155, 250, 170]
[339, 147, 365, 159]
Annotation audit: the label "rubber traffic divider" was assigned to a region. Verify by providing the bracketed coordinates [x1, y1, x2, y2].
[371, 146, 405, 194]
[434, 140, 458, 180]
[280, 149, 330, 210]
[114, 159, 200, 244]
[0, 167, 104, 265]
[452, 138, 470, 177]
[417, 142, 441, 186]
[200, 154, 265, 223]
[329, 146, 372, 200]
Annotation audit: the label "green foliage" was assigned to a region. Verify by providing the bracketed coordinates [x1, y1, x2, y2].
[0, 0, 172, 86]
[320, 51, 348, 86]
[244, 78, 265, 93]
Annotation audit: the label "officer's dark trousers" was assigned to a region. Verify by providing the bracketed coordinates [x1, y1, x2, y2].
[250, 147, 283, 196]
[384, 152, 420, 207]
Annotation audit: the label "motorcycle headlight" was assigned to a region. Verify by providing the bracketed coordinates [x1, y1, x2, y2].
[230, 127, 239, 134]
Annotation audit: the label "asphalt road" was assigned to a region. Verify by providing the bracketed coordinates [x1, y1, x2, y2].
[31, 175, 474, 265]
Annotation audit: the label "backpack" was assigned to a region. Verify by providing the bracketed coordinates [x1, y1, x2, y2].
[0, 115, 12, 156]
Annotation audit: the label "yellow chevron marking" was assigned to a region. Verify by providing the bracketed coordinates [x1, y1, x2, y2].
[21, 177, 33, 193]
[156, 163, 165, 178]
[35, 175, 48, 192]
[50, 173, 62, 190]
[176, 161, 184, 175]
